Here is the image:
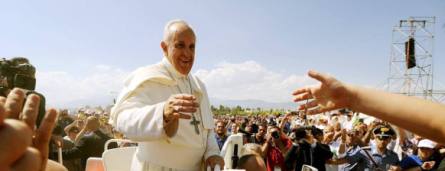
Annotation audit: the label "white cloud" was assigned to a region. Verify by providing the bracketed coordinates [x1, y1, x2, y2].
[36, 65, 129, 108]
[195, 61, 314, 102]
[35, 60, 314, 108]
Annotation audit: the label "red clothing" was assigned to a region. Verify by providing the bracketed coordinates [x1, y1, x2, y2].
[266, 137, 292, 171]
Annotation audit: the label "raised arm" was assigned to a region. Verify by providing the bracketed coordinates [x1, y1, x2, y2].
[293, 70, 445, 144]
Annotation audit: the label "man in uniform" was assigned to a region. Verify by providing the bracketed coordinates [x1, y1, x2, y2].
[330, 125, 401, 171]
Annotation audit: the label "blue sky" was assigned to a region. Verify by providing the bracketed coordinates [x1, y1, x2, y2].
[1, 0, 444, 107]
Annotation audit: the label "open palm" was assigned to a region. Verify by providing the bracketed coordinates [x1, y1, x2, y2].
[293, 70, 353, 115]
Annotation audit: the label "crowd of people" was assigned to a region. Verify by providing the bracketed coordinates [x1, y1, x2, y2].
[213, 110, 445, 171]
[29, 101, 443, 171]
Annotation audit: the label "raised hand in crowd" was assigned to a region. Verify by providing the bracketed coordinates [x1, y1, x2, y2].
[362, 120, 380, 145]
[293, 70, 445, 144]
[0, 88, 59, 171]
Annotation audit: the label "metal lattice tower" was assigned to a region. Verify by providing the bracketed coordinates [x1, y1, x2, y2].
[387, 16, 445, 103]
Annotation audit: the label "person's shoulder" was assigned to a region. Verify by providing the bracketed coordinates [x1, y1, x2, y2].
[386, 150, 399, 159]
[130, 62, 164, 77]
[124, 61, 173, 88]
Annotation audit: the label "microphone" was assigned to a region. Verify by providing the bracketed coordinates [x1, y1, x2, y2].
[231, 144, 239, 169]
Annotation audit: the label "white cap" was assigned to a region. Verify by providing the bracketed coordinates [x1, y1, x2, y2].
[418, 139, 436, 149]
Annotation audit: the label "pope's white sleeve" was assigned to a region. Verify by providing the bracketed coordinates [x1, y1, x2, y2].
[114, 84, 167, 142]
[204, 129, 221, 159]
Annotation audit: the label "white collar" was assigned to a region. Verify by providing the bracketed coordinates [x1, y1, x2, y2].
[161, 57, 188, 80]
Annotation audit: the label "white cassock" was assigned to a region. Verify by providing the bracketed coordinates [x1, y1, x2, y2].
[110, 58, 220, 171]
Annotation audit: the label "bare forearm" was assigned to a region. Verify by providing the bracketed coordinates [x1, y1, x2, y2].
[348, 85, 445, 143]
[362, 130, 373, 145]
[74, 129, 87, 144]
[261, 142, 270, 158]
[64, 122, 75, 135]
[279, 121, 286, 132]
[338, 143, 346, 154]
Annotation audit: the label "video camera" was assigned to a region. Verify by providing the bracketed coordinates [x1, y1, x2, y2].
[0, 57, 46, 127]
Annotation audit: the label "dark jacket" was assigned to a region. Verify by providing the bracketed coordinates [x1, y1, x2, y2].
[61, 130, 113, 170]
[285, 141, 333, 171]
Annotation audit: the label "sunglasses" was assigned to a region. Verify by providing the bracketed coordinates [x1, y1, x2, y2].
[376, 136, 391, 140]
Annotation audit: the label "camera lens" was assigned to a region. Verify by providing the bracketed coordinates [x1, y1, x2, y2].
[272, 131, 280, 139]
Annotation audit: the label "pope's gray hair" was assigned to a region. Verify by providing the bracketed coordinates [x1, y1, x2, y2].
[162, 19, 195, 43]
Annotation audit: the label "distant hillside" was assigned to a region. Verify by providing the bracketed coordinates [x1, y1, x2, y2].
[210, 98, 297, 110]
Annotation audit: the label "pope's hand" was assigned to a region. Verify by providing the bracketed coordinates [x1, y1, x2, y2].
[292, 70, 354, 115]
[205, 155, 224, 171]
[163, 94, 199, 137]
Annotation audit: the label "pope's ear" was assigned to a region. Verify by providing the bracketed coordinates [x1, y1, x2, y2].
[161, 41, 168, 56]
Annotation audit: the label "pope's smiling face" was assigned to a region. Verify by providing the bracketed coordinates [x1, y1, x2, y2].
[161, 24, 196, 75]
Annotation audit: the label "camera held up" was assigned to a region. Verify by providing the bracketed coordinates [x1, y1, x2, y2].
[0, 57, 46, 127]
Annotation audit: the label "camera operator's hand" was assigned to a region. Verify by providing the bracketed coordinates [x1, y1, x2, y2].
[293, 70, 355, 115]
[265, 132, 274, 144]
[0, 88, 58, 171]
[163, 94, 199, 137]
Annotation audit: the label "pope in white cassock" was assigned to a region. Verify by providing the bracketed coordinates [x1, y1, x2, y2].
[110, 20, 224, 171]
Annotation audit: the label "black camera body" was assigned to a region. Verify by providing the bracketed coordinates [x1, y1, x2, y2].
[0, 58, 36, 95]
[271, 131, 280, 139]
[0, 57, 45, 126]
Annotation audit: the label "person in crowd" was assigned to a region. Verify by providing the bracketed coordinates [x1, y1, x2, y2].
[215, 120, 228, 150]
[63, 125, 80, 143]
[230, 122, 240, 135]
[57, 110, 74, 137]
[328, 125, 400, 170]
[110, 19, 223, 171]
[370, 126, 401, 170]
[242, 143, 264, 156]
[285, 126, 333, 171]
[0, 88, 60, 171]
[49, 124, 82, 171]
[262, 125, 292, 171]
[329, 128, 361, 171]
[60, 116, 113, 170]
[401, 139, 440, 170]
[341, 110, 355, 131]
[292, 70, 445, 144]
[237, 154, 267, 171]
[250, 124, 267, 145]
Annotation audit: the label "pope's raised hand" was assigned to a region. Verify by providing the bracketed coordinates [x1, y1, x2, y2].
[163, 94, 199, 137]
[292, 70, 353, 115]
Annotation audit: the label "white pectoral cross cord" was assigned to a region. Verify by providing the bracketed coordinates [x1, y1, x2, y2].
[185, 77, 201, 135]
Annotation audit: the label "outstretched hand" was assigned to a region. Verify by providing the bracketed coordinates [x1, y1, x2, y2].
[0, 88, 58, 171]
[292, 70, 354, 115]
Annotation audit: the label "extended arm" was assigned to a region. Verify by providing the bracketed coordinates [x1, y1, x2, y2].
[293, 70, 445, 144]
